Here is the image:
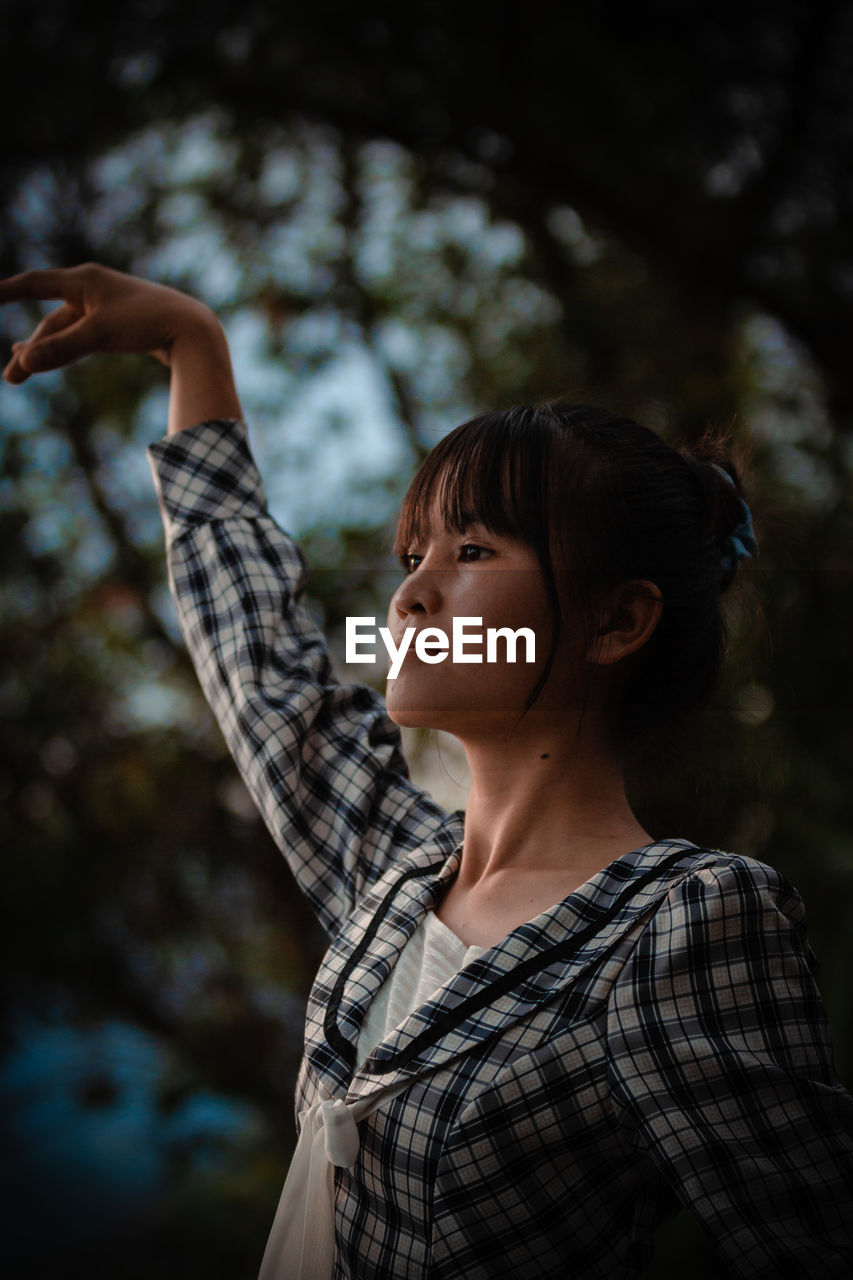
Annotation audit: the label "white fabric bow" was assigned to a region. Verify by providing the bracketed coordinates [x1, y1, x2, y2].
[258, 1077, 412, 1279]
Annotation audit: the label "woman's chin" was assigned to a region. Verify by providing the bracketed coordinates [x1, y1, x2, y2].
[385, 686, 522, 736]
[384, 688, 442, 730]
[385, 706, 433, 729]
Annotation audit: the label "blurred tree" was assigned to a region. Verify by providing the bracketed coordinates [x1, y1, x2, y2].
[0, 3, 851, 1276]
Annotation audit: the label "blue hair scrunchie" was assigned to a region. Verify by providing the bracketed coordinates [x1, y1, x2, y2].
[711, 463, 758, 579]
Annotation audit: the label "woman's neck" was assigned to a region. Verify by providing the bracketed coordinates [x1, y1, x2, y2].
[455, 720, 651, 892]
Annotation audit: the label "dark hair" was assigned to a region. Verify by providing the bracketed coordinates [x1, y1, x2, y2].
[393, 400, 754, 748]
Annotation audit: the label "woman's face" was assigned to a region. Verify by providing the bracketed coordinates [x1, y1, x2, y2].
[385, 496, 584, 737]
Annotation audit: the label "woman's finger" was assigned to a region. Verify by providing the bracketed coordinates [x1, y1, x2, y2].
[6, 313, 101, 381]
[3, 303, 82, 384]
[0, 271, 90, 382]
[0, 267, 85, 305]
[23, 302, 80, 344]
[21, 311, 102, 370]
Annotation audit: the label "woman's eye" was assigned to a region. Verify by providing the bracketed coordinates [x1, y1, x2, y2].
[400, 544, 491, 573]
[459, 544, 490, 563]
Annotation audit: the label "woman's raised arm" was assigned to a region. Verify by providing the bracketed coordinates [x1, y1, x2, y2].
[1, 264, 457, 937]
[0, 263, 242, 433]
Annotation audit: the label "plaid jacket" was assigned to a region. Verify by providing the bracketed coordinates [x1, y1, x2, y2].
[148, 419, 853, 1279]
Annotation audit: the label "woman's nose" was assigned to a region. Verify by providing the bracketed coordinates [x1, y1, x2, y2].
[392, 569, 443, 620]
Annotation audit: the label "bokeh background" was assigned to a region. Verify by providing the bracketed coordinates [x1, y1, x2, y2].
[1, 2, 852, 1275]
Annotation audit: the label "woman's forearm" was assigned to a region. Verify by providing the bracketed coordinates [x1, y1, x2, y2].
[166, 312, 243, 435]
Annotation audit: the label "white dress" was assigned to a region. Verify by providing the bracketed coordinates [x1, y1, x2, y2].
[356, 909, 488, 1067]
[259, 910, 487, 1278]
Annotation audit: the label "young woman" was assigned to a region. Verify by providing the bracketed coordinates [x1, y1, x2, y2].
[3, 264, 852, 1279]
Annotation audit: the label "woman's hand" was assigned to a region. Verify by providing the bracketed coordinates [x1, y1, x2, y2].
[0, 263, 220, 383]
[0, 263, 243, 433]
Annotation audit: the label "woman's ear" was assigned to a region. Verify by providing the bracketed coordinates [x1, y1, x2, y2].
[588, 580, 663, 666]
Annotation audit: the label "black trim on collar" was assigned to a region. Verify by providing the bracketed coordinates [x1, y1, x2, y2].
[358, 847, 694, 1075]
[325, 854, 453, 1069]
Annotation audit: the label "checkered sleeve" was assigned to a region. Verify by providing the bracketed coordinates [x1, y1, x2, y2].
[147, 418, 450, 938]
[607, 858, 853, 1278]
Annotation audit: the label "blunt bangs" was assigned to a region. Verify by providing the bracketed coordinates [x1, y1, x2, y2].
[393, 408, 559, 563]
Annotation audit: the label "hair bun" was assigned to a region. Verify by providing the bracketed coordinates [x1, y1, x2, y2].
[709, 462, 758, 587]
